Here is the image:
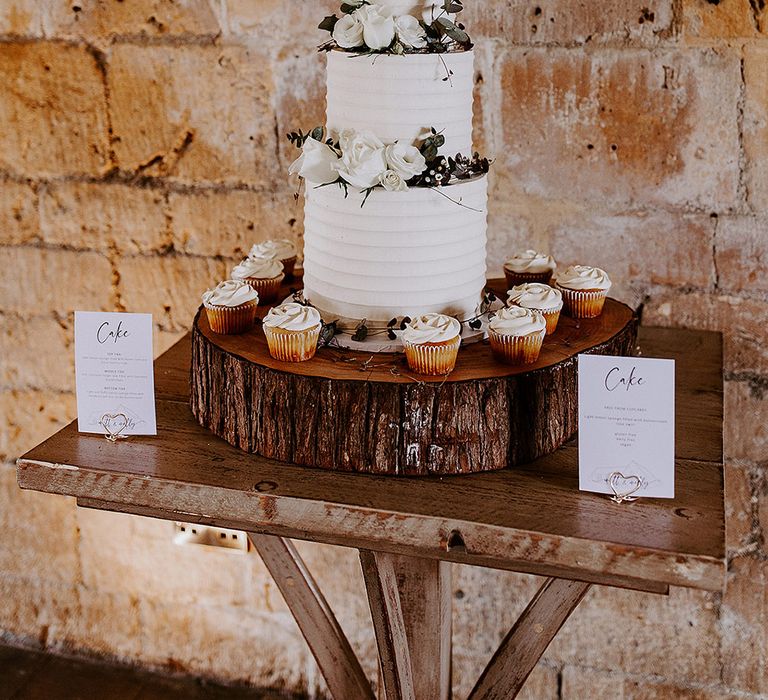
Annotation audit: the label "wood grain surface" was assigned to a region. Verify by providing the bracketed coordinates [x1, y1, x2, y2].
[468, 578, 591, 700]
[247, 534, 374, 700]
[190, 283, 639, 474]
[18, 323, 725, 593]
[360, 550, 416, 700]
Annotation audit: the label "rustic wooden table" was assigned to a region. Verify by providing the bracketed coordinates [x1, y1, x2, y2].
[16, 326, 724, 700]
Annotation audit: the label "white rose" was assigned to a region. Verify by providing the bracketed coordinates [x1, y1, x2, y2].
[394, 14, 427, 48]
[332, 13, 365, 48]
[333, 130, 388, 189]
[384, 141, 427, 179]
[422, 0, 456, 23]
[354, 5, 396, 50]
[380, 169, 409, 191]
[370, 0, 421, 17]
[289, 138, 340, 185]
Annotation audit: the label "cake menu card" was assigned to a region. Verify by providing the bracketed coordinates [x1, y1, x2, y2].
[578, 354, 675, 499]
[75, 312, 157, 436]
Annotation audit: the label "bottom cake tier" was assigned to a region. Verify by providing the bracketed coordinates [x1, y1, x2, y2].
[190, 281, 638, 476]
[301, 176, 488, 329]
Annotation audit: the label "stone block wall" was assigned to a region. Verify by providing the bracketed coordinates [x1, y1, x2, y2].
[0, 1, 766, 697]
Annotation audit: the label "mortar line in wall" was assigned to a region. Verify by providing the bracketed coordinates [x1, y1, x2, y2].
[0, 170, 281, 196]
[0, 241, 238, 267]
[555, 660, 759, 699]
[737, 50, 751, 213]
[83, 42, 118, 173]
[0, 33, 221, 48]
[712, 215, 721, 291]
[3, 168, 757, 221]
[0, 32, 690, 53]
[723, 371, 768, 399]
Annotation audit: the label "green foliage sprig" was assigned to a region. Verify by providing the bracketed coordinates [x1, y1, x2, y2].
[287, 125, 490, 199]
[319, 0, 472, 55]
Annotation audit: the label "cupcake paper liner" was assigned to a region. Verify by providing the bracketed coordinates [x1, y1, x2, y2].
[204, 301, 258, 335]
[242, 273, 286, 304]
[403, 337, 461, 376]
[264, 324, 321, 362]
[489, 329, 545, 365]
[541, 306, 562, 335]
[509, 303, 562, 335]
[504, 269, 554, 288]
[557, 286, 608, 319]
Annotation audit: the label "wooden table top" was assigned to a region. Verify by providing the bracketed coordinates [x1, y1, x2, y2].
[17, 325, 725, 594]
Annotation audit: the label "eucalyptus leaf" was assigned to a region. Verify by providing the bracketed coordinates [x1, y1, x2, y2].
[352, 320, 369, 342]
[310, 126, 325, 142]
[318, 14, 339, 32]
[436, 17, 470, 43]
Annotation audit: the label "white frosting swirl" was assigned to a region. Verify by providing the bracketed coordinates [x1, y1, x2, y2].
[489, 306, 546, 336]
[504, 250, 556, 274]
[202, 280, 259, 308]
[556, 265, 612, 291]
[248, 240, 297, 261]
[232, 257, 284, 280]
[401, 313, 461, 345]
[507, 283, 563, 311]
[263, 303, 322, 331]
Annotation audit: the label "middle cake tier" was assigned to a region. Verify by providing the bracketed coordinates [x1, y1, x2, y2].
[302, 176, 488, 327]
[326, 49, 475, 157]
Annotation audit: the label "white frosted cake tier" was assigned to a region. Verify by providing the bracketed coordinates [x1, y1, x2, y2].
[302, 176, 488, 326]
[326, 50, 475, 157]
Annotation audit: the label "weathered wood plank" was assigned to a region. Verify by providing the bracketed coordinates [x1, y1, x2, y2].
[248, 534, 374, 700]
[190, 297, 638, 475]
[19, 323, 725, 594]
[360, 551, 416, 700]
[167, 321, 724, 465]
[638, 325, 723, 464]
[16, 399, 723, 591]
[75, 496, 671, 596]
[391, 555, 452, 700]
[468, 578, 591, 700]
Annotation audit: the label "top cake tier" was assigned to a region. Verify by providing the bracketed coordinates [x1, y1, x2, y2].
[326, 49, 475, 157]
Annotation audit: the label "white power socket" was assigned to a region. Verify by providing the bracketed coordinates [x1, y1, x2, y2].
[173, 522, 250, 553]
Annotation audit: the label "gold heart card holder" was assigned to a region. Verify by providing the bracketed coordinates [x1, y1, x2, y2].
[607, 472, 644, 504]
[99, 413, 130, 443]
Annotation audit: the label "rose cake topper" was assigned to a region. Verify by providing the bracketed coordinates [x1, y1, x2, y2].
[319, 0, 471, 54]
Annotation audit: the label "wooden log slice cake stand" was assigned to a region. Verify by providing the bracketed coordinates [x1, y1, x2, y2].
[190, 280, 637, 476]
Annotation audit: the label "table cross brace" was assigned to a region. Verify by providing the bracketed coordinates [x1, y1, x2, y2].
[253, 535, 592, 700]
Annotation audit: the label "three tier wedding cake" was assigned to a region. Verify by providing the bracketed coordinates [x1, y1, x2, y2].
[288, 0, 489, 331]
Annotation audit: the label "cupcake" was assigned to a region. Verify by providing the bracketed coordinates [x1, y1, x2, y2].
[555, 265, 612, 319]
[231, 256, 285, 303]
[507, 283, 563, 335]
[488, 306, 547, 365]
[249, 240, 299, 279]
[503, 250, 556, 287]
[202, 280, 259, 335]
[401, 313, 462, 376]
[262, 302, 322, 362]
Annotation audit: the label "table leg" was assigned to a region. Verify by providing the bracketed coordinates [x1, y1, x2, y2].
[360, 551, 452, 700]
[468, 578, 591, 700]
[249, 533, 374, 700]
[360, 550, 416, 700]
[391, 554, 452, 700]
